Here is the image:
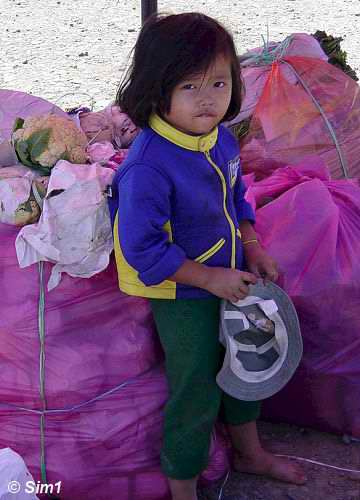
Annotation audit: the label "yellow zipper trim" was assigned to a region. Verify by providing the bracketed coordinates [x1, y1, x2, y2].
[205, 151, 236, 268]
[194, 238, 226, 264]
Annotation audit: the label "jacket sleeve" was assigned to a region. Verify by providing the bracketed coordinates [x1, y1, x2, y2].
[117, 163, 186, 286]
[233, 163, 256, 224]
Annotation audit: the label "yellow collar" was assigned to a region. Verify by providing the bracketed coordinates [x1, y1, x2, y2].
[149, 113, 218, 152]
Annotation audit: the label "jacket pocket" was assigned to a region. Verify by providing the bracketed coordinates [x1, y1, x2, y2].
[194, 238, 226, 264]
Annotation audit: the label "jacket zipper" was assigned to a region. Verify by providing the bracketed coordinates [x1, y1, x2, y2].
[195, 238, 226, 263]
[205, 151, 236, 269]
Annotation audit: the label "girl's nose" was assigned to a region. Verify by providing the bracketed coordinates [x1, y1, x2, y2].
[197, 83, 215, 102]
[200, 99, 213, 107]
[199, 91, 215, 107]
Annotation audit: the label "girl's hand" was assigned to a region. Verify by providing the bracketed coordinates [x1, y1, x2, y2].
[244, 243, 279, 283]
[203, 267, 258, 302]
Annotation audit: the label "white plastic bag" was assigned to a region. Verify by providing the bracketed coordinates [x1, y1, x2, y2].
[16, 160, 115, 290]
[0, 448, 39, 499]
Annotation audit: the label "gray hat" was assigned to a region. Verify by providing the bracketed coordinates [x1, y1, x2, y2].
[216, 280, 303, 401]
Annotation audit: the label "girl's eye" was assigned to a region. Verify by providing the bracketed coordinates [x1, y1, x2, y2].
[214, 81, 226, 88]
[182, 84, 196, 90]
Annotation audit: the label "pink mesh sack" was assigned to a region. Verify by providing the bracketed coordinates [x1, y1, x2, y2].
[243, 159, 360, 437]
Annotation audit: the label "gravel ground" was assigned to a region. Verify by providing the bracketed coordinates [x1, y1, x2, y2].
[2, 1, 360, 499]
[1, 0, 360, 109]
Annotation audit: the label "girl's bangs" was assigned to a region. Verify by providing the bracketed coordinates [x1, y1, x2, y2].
[177, 36, 234, 83]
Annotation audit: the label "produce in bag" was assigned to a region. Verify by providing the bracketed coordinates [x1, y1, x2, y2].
[0, 166, 48, 226]
[12, 114, 88, 175]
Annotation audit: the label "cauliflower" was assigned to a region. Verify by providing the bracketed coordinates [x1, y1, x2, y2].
[12, 114, 88, 174]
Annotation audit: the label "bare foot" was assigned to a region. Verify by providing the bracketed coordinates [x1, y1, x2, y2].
[233, 450, 307, 485]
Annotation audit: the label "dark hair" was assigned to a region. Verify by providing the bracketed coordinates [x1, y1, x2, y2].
[116, 12, 242, 128]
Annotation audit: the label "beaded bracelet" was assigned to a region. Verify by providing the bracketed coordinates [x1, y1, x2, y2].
[242, 239, 259, 245]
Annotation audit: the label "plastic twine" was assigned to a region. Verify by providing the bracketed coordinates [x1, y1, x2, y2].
[217, 470, 230, 500]
[38, 261, 48, 483]
[239, 35, 293, 67]
[281, 60, 349, 178]
[0, 366, 155, 416]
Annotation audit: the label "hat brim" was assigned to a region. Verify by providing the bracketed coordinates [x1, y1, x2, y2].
[216, 281, 303, 401]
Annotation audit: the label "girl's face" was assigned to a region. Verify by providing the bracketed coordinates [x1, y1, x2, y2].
[163, 54, 233, 136]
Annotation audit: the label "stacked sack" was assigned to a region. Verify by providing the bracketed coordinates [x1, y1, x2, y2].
[0, 90, 229, 499]
[228, 34, 360, 438]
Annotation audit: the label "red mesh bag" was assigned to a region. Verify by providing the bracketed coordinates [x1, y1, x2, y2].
[239, 56, 360, 180]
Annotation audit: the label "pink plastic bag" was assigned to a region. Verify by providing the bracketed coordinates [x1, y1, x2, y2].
[0, 89, 230, 498]
[79, 104, 139, 149]
[244, 159, 360, 437]
[0, 89, 68, 141]
[1, 223, 229, 499]
[226, 33, 328, 125]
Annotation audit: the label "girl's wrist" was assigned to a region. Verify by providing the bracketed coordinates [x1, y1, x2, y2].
[243, 239, 263, 257]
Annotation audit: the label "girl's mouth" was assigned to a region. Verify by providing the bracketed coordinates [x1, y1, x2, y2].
[195, 112, 217, 118]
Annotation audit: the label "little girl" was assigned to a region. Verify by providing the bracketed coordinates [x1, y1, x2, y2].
[109, 12, 306, 500]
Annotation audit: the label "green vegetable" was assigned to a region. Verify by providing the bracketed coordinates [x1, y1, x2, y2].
[11, 113, 88, 174]
[230, 118, 251, 140]
[12, 117, 25, 133]
[27, 129, 51, 164]
[312, 30, 358, 81]
[14, 136, 52, 175]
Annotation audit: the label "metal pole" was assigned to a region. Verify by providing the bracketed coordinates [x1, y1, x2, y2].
[141, 0, 158, 26]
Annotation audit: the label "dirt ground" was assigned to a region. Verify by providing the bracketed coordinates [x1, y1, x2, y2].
[2, 0, 360, 110]
[199, 421, 360, 500]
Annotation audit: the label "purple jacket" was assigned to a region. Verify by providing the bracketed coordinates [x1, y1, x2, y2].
[109, 114, 255, 299]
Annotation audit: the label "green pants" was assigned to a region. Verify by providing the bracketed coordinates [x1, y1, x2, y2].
[150, 297, 261, 480]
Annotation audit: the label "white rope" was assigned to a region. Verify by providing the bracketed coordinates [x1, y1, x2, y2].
[52, 91, 95, 111]
[217, 470, 230, 500]
[276, 454, 360, 474]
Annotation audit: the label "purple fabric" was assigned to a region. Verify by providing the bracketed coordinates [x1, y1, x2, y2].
[244, 160, 360, 437]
